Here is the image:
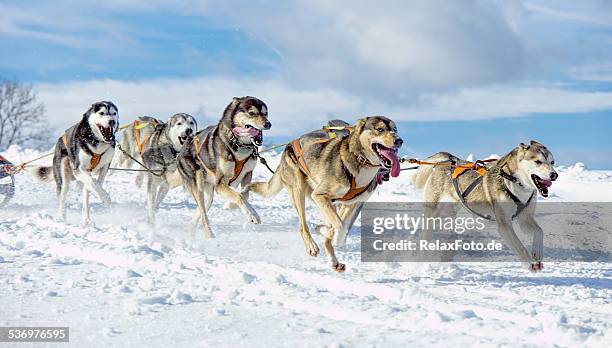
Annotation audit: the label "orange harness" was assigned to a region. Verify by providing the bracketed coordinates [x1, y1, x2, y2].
[193, 134, 250, 185]
[407, 158, 497, 178]
[62, 134, 101, 172]
[290, 138, 370, 202]
[132, 120, 159, 155]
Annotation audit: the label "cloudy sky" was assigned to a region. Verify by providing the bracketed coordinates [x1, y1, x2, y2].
[1, 0, 611, 167]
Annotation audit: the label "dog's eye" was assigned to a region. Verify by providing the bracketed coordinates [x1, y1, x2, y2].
[248, 111, 256, 116]
[551, 161, 555, 165]
[376, 128, 384, 132]
[177, 122, 182, 126]
[535, 160, 543, 165]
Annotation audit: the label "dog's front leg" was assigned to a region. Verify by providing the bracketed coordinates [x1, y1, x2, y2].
[186, 171, 214, 238]
[311, 192, 346, 272]
[146, 174, 157, 223]
[215, 182, 260, 224]
[518, 213, 544, 272]
[494, 207, 533, 268]
[224, 171, 252, 210]
[154, 181, 170, 211]
[74, 170, 111, 205]
[189, 183, 214, 227]
[330, 203, 362, 248]
[82, 185, 91, 226]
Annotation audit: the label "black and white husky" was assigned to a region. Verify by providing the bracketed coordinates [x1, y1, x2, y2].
[35, 101, 119, 225]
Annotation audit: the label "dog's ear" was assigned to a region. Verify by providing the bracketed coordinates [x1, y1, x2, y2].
[519, 142, 530, 150]
[529, 140, 542, 146]
[354, 118, 367, 133]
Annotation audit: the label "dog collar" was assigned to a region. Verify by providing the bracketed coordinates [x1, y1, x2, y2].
[357, 155, 380, 167]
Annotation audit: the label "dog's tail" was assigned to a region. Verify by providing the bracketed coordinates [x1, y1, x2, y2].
[412, 152, 456, 189]
[244, 156, 287, 198]
[31, 166, 54, 183]
[245, 170, 284, 198]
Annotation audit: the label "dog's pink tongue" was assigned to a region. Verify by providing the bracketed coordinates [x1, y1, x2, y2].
[379, 148, 400, 177]
[232, 126, 259, 138]
[540, 178, 553, 187]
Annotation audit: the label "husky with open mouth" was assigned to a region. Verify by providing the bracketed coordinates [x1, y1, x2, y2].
[34, 101, 119, 225]
[115, 113, 198, 223]
[177, 96, 271, 238]
[413, 140, 558, 272]
[244, 116, 403, 272]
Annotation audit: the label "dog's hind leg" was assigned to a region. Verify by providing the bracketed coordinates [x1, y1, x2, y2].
[287, 178, 319, 257]
[146, 175, 157, 223]
[518, 209, 544, 272]
[57, 158, 72, 221]
[311, 192, 346, 272]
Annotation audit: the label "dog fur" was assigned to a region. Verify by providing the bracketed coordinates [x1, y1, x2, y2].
[177, 96, 271, 238]
[115, 113, 197, 222]
[413, 140, 558, 271]
[245, 116, 403, 272]
[35, 101, 119, 225]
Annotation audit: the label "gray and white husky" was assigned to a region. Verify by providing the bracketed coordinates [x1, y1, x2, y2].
[35, 101, 119, 225]
[413, 141, 558, 271]
[115, 113, 197, 222]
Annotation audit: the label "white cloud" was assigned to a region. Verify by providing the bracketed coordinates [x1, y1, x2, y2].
[36, 77, 612, 134]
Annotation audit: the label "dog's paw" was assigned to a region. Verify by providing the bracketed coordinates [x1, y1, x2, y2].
[245, 208, 261, 224]
[202, 228, 215, 239]
[331, 262, 346, 273]
[529, 261, 543, 272]
[306, 241, 320, 257]
[100, 193, 112, 205]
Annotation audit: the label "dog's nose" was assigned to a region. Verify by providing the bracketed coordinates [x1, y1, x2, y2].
[185, 128, 193, 135]
[263, 121, 272, 130]
[550, 172, 558, 181]
[394, 138, 403, 147]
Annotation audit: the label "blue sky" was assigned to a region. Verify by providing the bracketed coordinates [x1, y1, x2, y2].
[1, 0, 611, 167]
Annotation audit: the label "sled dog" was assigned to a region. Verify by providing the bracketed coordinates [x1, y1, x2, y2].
[245, 116, 403, 272]
[413, 141, 558, 271]
[177, 96, 271, 238]
[35, 101, 119, 225]
[115, 113, 197, 222]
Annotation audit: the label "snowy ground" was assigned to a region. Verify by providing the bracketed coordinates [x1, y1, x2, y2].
[1, 145, 611, 347]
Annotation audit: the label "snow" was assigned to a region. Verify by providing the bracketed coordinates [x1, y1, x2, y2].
[1, 145, 611, 347]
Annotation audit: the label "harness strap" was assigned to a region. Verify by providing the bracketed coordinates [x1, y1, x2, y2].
[228, 151, 249, 185]
[193, 134, 206, 156]
[133, 120, 156, 156]
[451, 167, 494, 221]
[289, 136, 370, 202]
[334, 176, 371, 202]
[63, 133, 101, 172]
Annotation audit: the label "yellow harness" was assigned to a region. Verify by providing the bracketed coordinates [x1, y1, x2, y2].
[132, 120, 159, 156]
